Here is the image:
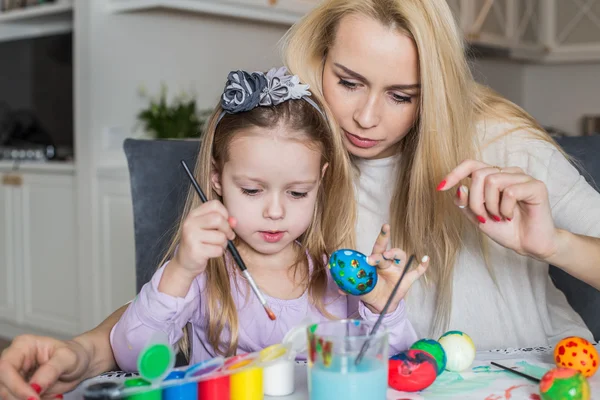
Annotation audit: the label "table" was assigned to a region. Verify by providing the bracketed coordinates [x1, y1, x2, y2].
[65, 345, 600, 400]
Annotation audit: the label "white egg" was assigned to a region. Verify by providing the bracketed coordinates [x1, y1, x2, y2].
[438, 331, 476, 372]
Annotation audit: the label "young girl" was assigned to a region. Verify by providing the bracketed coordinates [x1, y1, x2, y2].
[109, 67, 426, 368]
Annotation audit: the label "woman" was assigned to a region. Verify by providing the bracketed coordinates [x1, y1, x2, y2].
[2, 0, 600, 398]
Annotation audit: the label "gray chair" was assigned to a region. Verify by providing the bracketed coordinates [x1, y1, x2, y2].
[123, 138, 200, 293]
[123, 136, 600, 345]
[550, 135, 600, 341]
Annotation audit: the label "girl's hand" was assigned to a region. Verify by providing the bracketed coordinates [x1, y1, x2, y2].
[438, 159, 558, 260]
[359, 224, 429, 314]
[160, 200, 236, 296]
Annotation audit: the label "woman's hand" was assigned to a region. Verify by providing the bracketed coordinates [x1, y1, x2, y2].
[359, 224, 429, 314]
[0, 335, 90, 400]
[438, 159, 558, 260]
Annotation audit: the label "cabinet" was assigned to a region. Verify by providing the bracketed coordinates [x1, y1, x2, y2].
[108, 0, 321, 25]
[0, 165, 80, 337]
[456, 0, 600, 63]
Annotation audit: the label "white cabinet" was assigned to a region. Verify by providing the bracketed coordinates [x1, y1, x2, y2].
[109, 0, 321, 25]
[0, 165, 80, 337]
[96, 169, 136, 320]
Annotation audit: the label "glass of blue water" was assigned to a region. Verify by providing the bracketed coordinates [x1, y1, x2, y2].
[307, 319, 389, 400]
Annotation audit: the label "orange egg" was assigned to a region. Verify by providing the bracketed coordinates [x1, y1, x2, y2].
[554, 336, 598, 378]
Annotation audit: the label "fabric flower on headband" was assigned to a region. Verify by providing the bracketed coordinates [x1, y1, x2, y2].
[221, 70, 267, 113]
[221, 67, 311, 114]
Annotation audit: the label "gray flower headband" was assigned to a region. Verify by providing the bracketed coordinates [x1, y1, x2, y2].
[216, 66, 325, 124]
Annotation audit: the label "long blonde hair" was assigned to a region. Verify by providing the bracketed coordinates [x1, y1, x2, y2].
[159, 93, 356, 358]
[281, 0, 559, 334]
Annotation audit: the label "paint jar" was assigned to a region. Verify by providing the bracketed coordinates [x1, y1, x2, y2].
[185, 357, 228, 400]
[259, 344, 295, 396]
[223, 353, 264, 400]
[137, 332, 175, 384]
[82, 381, 122, 400]
[162, 371, 197, 400]
[307, 319, 389, 400]
[122, 378, 161, 400]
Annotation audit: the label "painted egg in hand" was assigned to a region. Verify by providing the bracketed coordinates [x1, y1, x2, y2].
[328, 249, 377, 296]
[540, 368, 590, 400]
[388, 349, 438, 392]
[554, 336, 598, 377]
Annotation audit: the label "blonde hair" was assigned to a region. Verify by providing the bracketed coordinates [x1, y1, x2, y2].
[159, 93, 356, 359]
[281, 0, 560, 335]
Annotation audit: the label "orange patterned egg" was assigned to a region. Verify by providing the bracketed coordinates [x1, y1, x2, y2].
[554, 336, 598, 377]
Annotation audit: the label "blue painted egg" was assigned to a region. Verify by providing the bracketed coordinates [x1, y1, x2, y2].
[328, 249, 377, 295]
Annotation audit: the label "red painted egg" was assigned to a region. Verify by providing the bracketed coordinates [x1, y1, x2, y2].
[388, 349, 438, 392]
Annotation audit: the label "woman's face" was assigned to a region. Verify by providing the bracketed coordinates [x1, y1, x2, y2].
[322, 14, 420, 160]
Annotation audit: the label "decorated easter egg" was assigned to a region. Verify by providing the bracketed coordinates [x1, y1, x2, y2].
[540, 367, 590, 400]
[554, 336, 598, 378]
[328, 249, 377, 296]
[410, 339, 447, 375]
[388, 349, 438, 392]
[438, 331, 476, 372]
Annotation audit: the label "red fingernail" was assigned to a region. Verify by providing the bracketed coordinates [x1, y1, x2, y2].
[492, 215, 501, 222]
[55, 395, 64, 399]
[28, 397, 37, 400]
[456, 187, 461, 198]
[31, 383, 42, 394]
[436, 180, 447, 191]
[507, 218, 512, 221]
[228, 216, 236, 226]
[477, 216, 486, 224]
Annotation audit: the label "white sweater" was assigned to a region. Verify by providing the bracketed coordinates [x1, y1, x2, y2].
[353, 121, 599, 350]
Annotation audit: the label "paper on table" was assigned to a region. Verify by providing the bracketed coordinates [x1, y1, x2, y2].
[386, 344, 600, 400]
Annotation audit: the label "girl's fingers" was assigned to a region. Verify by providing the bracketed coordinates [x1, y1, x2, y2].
[400, 256, 429, 290]
[368, 248, 407, 270]
[194, 212, 235, 240]
[370, 224, 391, 257]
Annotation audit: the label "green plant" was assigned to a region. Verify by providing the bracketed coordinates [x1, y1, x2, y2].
[136, 83, 212, 139]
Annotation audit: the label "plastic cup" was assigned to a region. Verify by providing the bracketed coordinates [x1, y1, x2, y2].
[307, 319, 389, 400]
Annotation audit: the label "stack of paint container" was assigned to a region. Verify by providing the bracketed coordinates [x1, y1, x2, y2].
[82, 342, 296, 400]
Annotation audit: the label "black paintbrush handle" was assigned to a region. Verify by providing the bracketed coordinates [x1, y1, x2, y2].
[355, 255, 415, 365]
[180, 160, 248, 272]
[490, 362, 541, 383]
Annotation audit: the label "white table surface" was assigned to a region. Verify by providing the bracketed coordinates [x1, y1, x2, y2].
[66, 345, 600, 400]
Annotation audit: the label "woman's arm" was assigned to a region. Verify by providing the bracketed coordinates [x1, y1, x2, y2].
[546, 230, 600, 291]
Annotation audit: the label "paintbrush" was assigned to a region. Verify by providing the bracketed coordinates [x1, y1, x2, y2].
[180, 160, 276, 321]
[355, 254, 416, 365]
[490, 361, 541, 383]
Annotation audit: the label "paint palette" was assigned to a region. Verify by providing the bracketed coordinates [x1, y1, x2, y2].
[328, 249, 377, 295]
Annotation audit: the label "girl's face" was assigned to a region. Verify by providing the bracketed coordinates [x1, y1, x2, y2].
[322, 14, 421, 160]
[211, 126, 324, 255]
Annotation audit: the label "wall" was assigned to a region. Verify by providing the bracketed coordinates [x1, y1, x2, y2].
[86, 2, 290, 167]
[470, 58, 525, 107]
[523, 63, 600, 136]
[471, 58, 600, 136]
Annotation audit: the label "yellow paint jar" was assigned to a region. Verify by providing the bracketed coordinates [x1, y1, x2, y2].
[224, 353, 264, 400]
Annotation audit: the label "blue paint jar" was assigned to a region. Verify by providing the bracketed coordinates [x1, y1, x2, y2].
[162, 371, 197, 400]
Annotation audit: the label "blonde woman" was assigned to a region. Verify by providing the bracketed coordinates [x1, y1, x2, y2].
[2, 0, 600, 398]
